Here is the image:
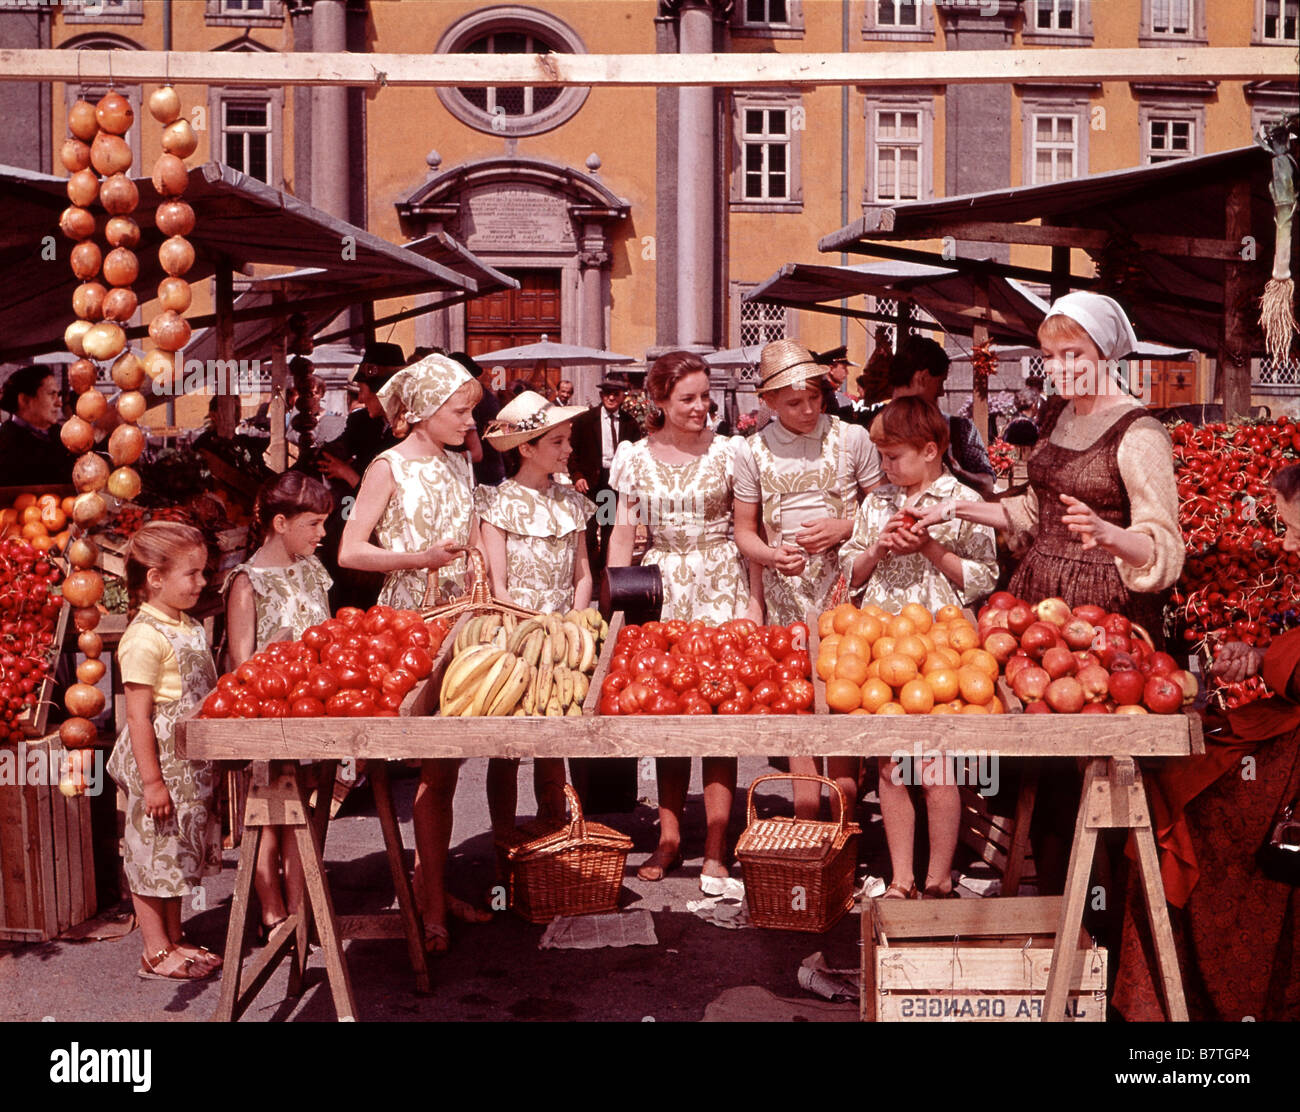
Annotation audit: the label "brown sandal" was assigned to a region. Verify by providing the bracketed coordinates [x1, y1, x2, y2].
[138, 946, 215, 981]
[882, 881, 919, 900]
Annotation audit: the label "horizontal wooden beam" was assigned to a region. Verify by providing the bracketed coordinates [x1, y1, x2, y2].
[862, 219, 1244, 261]
[0, 47, 1292, 88]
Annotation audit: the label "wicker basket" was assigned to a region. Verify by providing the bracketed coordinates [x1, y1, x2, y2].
[497, 784, 633, 923]
[736, 773, 861, 933]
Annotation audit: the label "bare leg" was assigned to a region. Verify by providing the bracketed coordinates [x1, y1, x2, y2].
[877, 757, 916, 891]
[701, 757, 736, 878]
[826, 757, 862, 825]
[134, 892, 172, 957]
[921, 761, 960, 894]
[486, 757, 520, 843]
[253, 825, 289, 927]
[638, 756, 689, 880]
[532, 758, 567, 825]
[790, 756, 824, 819]
[413, 758, 460, 944]
[281, 826, 306, 917]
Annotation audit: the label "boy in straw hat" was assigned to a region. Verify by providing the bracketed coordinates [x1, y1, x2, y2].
[733, 338, 883, 818]
[476, 390, 596, 843]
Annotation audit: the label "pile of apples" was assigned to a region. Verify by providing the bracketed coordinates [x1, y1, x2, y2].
[977, 592, 1193, 715]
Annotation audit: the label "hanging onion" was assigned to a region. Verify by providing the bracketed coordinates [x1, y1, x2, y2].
[90, 131, 132, 177]
[71, 451, 109, 491]
[64, 318, 93, 356]
[151, 153, 188, 197]
[74, 389, 109, 424]
[94, 91, 133, 136]
[107, 466, 142, 501]
[68, 359, 98, 395]
[157, 276, 191, 313]
[100, 173, 139, 216]
[60, 205, 96, 241]
[64, 683, 106, 720]
[67, 100, 98, 142]
[62, 569, 104, 609]
[111, 352, 146, 391]
[82, 321, 126, 361]
[66, 536, 99, 569]
[60, 718, 98, 750]
[61, 416, 95, 455]
[143, 348, 177, 382]
[72, 607, 102, 633]
[102, 247, 139, 288]
[69, 241, 102, 280]
[72, 491, 108, 528]
[115, 390, 146, 423]
[66, 168, 99, 208]
[102, 286, 138, 322]
[108, 422, 146, 466]
[105, 216, 141, 249]
[60, 137, 91, 173]
[147, 86, 181, 124]
[76, 658, 106, 686]
[71, 282, 106, 322]
[148, 309, 191, 351]
[161, 119, 197, 159]
[155, 201, 196, 237]
[158, 235, 195, 277]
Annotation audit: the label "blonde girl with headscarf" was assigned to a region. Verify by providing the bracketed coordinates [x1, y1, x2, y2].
[339, 351, 492, 952]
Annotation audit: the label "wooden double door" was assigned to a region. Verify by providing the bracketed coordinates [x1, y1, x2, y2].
[466, 269, 562, 395]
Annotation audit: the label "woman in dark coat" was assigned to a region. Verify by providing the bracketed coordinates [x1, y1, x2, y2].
[0, 365, 74, 487]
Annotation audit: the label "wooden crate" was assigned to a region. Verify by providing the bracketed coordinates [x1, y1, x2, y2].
[0, 734, 98, 942]
[16, 599, 70, 739]
[861, 896, 1106, 1022]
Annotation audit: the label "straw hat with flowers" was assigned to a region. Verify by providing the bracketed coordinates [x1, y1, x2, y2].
[483, 390, 588, 451]
[756, 338, 827, 395]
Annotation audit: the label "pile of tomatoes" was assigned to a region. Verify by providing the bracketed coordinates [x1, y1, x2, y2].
[1169, 418, 1300, 709]
[199, 605, 450, 719]
[0, 538, 65, 742]
[597, 619, 814, 716]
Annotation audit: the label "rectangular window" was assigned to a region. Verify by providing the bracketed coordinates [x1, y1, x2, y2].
[877, 0, 920, 27]
[1031, 114, 1077, 183]
[742, 107, 791, 202]
[738, 295, 788, 350]
[746, 0, 787, 22]
[222, 100, 271, 183]
[874, 110, 921, 202]
[1151, 0, 1193, 33]
[1036, 0, 1075, 30]
[221, 0, 266, 10]
[1147, 117, 1193, 162]
[1263, 0, 1300, 40]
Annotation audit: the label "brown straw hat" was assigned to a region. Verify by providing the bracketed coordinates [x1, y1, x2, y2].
[756, 338, 827, 395]
[483, 390, 587, 451]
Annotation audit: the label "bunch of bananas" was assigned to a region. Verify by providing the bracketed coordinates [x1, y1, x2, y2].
[440, 608, 608, 718]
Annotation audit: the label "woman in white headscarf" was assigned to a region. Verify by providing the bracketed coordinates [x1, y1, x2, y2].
[911, 292, 1185, 891]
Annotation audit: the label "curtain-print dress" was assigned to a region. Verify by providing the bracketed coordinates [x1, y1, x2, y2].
[106, 611, 221, 897]
[474, 479, 595, 613]
[222, 555, 333, 647]
[372, 446, 475, 609]
[609, 435, 750, 623]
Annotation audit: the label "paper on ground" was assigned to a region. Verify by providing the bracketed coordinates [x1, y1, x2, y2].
[687, 879, 752, 930]
[797, 951, 860, 1002]
[538, 909, 658, 950]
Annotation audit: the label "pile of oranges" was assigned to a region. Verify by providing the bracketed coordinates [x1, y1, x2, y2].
[0, 492, 74, 553]
[816, 601, 1003, 715]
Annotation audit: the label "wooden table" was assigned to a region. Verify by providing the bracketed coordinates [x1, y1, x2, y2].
[179, 705, 1202, 1023]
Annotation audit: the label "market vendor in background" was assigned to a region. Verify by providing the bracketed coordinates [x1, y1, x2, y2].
[0, 364, 74, 487]
[911, 292, 1184, 894]
[449, 351, 505, 488]
[733, 339, 882, 820]
[1115, 462, 1300, 1021]
[813, 345, 857, 421]
[607, 352, 762, 883]
[570, 373, 641, 575]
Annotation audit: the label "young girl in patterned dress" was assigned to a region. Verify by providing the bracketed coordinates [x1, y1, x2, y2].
[224, 471, 333, 940]
[107, 522, 224, 980]
[476, 390, 594, 841]
[338, 352, 491, 952]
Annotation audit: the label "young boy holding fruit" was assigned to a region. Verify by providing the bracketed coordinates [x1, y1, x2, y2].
[839, 396, 999, 898]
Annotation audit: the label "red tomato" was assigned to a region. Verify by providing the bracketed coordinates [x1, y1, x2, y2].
[259, 698, 288, 718]
[336, 607, 365, 629]
[322, 643, 355, 669]
[722, 618, 759, 640]
[290, 697, 325, 717]
[717, 698, 747, 714]
[382, 668, 417, 700]
[232, 694, 261, 719]
[288, 682, 312, 702]
[598, 692, 623, 716]
[601, 671, 632, 697]
[769, 694, 796, 715]
[366, 663, 390, 689]
[676, 631, 713, 661]
[641, 621, 666, 641]
[402, 627, 430, 650]
[618, 681, 655, 715]
[784, 679, 815, 710]
[235, 661, 260, 687]
[661, 619, 687, 645]
[283, 659, 308, 684]
[389, 611, 421, 636]
[730, 683, 753, 712]
[326, 691, 353, 717]
[347, 694, 377, 717]
[648, 689, 681, 715]
[698, 675, 735, 707]
[737, 653, 775, 687]
[217, 673, 241, 694]
[748, 705, 773, 715]
[638, 630, 668, 652]
[788, 621, 811, 653]
[363, 605, 396, 635]
[712, 632, 740, 656]
[336, 663, 366, 690]
[781, 651, 812, 679]
[679, 691, 713, 715]
[751, 679, 781, 706]
[610, 651, 633, 674]
[766, 627, 792, 657]
[201, 689, 233, 718]
[306, 668, 339, 701]
[256, 668, 290, 700]
[399, 646, 433, 679]
[668, 662, 700, 694]
[632, 649, 672, 683]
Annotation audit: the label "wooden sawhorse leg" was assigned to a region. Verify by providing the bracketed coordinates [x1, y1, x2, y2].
[369, 761, 431, 994]
[211, 761, 357, 1022]
[1002, 763, 1039, 897]
[1043, 757, 1188, 1022]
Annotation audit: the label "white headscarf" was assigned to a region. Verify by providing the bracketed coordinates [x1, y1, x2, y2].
[1043, 292, 1139, 362]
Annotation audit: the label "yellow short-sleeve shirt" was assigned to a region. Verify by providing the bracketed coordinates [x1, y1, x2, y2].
[116, 603, 194, 702]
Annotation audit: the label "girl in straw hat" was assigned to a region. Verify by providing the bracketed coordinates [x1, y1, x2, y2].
[606, 352, 763, 883]
[733, 338, 883, 820]
[339, 351, 492, 951]
[476, 390, 595, 840]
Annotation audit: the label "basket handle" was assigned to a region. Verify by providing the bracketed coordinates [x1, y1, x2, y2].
[745, 772, 849, 838]
[421, 544, 478, 608]
[560, 782, 587, 842]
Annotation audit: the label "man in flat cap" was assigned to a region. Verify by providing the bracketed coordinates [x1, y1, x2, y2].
[570, 372, 641, 574]
[813, 345, 858, 422]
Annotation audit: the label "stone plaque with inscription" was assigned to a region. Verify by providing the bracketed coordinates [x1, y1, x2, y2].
[460, 186, 576, 252]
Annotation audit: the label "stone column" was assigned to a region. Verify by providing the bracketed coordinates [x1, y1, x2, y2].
[578, 221, 610, 402]
[311, 0, 349, 221]
[675, 1, 715, 348]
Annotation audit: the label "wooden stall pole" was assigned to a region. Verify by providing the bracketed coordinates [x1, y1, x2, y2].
[1049, 244, 1070, 303]
[269, 296, 289, 474]
[971, 274, 990, 445]
[214, 262, 239, 439]
[1220, 180, 1254, 420]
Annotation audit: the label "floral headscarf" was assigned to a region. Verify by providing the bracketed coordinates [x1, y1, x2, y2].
[375, 352, 474, 426]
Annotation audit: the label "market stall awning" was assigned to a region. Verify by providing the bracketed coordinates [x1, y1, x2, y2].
[816, 144, 1293, 357]
[743, 261, 1048, 345]
[0, 163, 514, 363]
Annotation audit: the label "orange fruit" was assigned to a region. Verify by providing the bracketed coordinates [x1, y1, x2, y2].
[925, 667, 961, 703]
[936, 604, 965, 625]
[20, 505, 42, 525]
[40, 506, 67, 532]
[860, 677, 893, 713]
[861, 604, 889, 621]
[848, 613, 884, 643]
[930, 703, 958, 715]
[947, 623, 979, 653]
[37, 493, 58, 507]
[957, 667, 995, 706]
[826, 678, 863, 713]
[894, 635, 929, 665]
[52, 530, 70, 551]
[816, 653, 838, 681]
[832, 604, 860, 635]
[818, 611, 836, 638]
[988, 695, 1004, 715]
[61, 496, 77, 517]
[820, 633, 843, 655]
[871, 636, 897, 661]
[12, 493, 35, 511]
[876, 702, 907, 715]
[878, 653, 919, 688]
[959, 648, 999, 679]
[30, 534, 53, 552]
[835, 653, 871, 686]
[960, 703, 990, 714]
[21, 521, 48, 540]
[886, 615, 917, 639]
[926, 647, 962, 670]
[899, 678, 935, 715]
[849, 708, 870, 715]
[900, 602, 934, 634]
[0, 509, 15, 527]
[929, 627, 951, 649]
[865, 659, 881, 680]
[839, 634, 871, 660]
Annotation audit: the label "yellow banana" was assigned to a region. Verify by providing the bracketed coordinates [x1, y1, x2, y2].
[599, 619, 609, 642]
[466, 652, 515, 717]
[440, 645, 501, 706]
[507, 617, 543, 656]
[521, 628, 546, 667]
[576, 624, 596, 674]
[522, 666, 538, 715]
[481, 613, 503, 643]
[487, 657, 530, 716]
[565, 702, 583, 717]
[545, 694, 564, 717]
[552, 663, 571, 709]
[502, 612, 517, 637]
[572, 671, 589, 705]
[536, 660, 554, 710]
[563, 621, 582, 669]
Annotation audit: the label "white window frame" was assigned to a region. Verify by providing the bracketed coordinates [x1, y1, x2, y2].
[435, 7, 589, 138]
[731, 281, 792, 356]
[1246, 83, 1300, 137]
[1029, 113, 1078, 184]
[1019, 90, 1092, 187]
[1254, 0, 1300, 43]
[730, 91, 803, 213]
[731, 0, 805, 39]
[205, 0, 285, 28]
[1023, 0, 1094, 44]
[863, 91, 934, 205]
[1139, 101, 1203, 164]
[63, 0, 143, 25]
[1140, 0, 1208, 45]
[217, 96, 276, 185]
[863, 0, 934, 43]
[1253, 355, 1300, 394]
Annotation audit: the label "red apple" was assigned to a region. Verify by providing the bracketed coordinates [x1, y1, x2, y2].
[1072, 604, 1106, 625]
[1102, 613, 1132, 637]
[1143, 651, 1179, 678]
[1024, 699, 1053, 714]
[1020, 622, 1059, 661]
[1034, 597, 1072, 627]
[1044, 676, 1086, 714]
[1115, 704, 1148, 715]
[1011, 666, 1050, 703]
[1080, 702, 1111, 714]
[988, 591, 1019, 611]
[1073, 650, 1101, 671]
[979, 609, 1012, 635]
[1077, 663, 1110, 703]
[1061, 617, 1098, 651]
[1143, 674, 1182, 715]
[1108, 668, 1145, 706]
[983, 630, 1020, 665]
[1175, 668, 1197, 706]
[1041, 645, 1078, 680]
[1100, 645, 1135, 672]
[1004, 654, 1034, 685]
[1006, 603, 1035, 637]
